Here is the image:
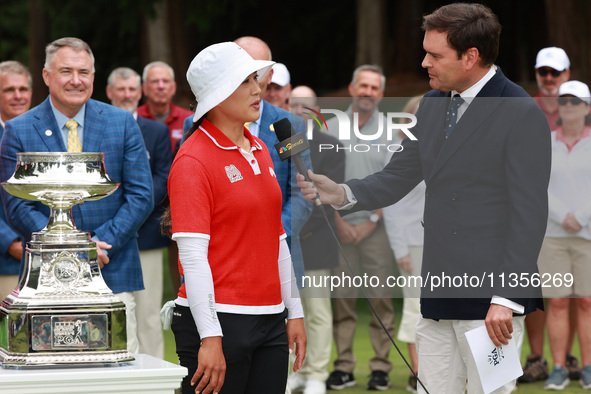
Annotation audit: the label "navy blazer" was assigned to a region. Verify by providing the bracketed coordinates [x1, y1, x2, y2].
[346, 69, 551, 320]
[0, 98, 154, 293]
[136, 116, 172, 250]
[0, 123, 21, 276]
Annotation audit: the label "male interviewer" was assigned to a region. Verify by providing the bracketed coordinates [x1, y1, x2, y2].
[298, 4, 550, 393]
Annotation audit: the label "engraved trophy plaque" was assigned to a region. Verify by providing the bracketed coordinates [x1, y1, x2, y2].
[0, 152, 133, 366]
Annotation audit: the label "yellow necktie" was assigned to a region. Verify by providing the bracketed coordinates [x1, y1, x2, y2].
[66, 119, 82, 152]
[244, 122, 251, 130]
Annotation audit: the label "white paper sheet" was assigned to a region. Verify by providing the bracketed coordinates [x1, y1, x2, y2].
[465, 325, 523, 394]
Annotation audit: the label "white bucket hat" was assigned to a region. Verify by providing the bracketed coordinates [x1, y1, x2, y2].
[559, 80, 591, 104]
[186, 42, 275, 121]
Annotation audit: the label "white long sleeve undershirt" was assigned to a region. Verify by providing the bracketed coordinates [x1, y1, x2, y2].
[175, 236, 303, 339]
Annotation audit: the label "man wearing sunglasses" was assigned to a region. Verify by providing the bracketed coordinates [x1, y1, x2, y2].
[533, 47, 571, 130]
[520, 46, 583, 386]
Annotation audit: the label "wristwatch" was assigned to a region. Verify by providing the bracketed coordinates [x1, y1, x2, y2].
[369, 213, 380, 223]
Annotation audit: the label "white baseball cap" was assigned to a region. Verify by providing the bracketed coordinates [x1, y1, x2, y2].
[186, 42, 275, 121]
[535, 47, 570, 72]
[270, 63, 291, 87]
[559, 80, 591, 104]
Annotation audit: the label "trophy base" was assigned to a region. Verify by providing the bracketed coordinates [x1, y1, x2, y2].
[0, 240, 134, 367]
[0, 297, 134, 367]
[0, 349, 134, 367]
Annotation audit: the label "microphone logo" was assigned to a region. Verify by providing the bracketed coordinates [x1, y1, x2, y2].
[276, 137, 308, 160]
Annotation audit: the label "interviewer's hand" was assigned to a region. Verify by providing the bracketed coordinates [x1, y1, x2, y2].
[287, 318, 307, 372]
[96, 240, 112, 268]
[192, 336, 226, 394]
[485, 304, 513, 347]
[296, 171, 346, 206]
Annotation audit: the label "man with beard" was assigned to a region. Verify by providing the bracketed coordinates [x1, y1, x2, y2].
[532, 47, 571, 130]
[323, 65, 395, 391]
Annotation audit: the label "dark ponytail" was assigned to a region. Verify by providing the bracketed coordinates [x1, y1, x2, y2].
[160, 116, 206, 238]
[184, 116, 205, 141]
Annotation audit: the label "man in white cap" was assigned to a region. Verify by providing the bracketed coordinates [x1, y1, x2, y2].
[264, 62, 292, 111]
[533, 47, 571, 130]
[520, 46, 581, 385]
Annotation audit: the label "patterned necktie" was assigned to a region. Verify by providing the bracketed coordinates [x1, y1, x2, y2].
[66, 119, 82, 152]
[444, 95, 465, 138]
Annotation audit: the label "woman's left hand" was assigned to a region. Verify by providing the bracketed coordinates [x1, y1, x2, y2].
[286, 318, 307, 372]
[192, 336, 226, 394]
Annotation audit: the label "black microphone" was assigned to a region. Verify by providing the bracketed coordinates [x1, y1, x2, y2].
[272, 118, 321, 206]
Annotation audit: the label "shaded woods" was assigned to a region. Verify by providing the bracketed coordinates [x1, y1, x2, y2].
[1, 0, 589, 105]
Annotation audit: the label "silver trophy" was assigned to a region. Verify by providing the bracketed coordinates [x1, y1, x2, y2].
[0, 152, 134, 366]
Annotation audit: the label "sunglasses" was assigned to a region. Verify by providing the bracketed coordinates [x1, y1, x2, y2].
[558, 96, 586, 106]
[537, 68, 562, 78]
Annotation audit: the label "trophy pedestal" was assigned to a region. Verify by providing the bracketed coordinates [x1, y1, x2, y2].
[0, 153, 133, 366]
[0, 354, 187, 394]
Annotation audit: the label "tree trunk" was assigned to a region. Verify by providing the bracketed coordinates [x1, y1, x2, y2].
[355, 0, 385, 68]
[167, 0, 191, 106]
[142, 0, 191, 107]
[28, 0, 49, 107]
[389, 0, 424, 76]
[545, 0, 591, 81]
[144, 0, 172, 64]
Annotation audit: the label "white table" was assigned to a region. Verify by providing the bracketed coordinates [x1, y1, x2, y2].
[0, 354, 187, 393]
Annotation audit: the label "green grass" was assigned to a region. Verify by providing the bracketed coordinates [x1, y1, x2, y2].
[159, 256, 588, 393]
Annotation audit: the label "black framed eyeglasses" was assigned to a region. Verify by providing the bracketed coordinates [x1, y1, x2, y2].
[558, 96, 585, 106]
[537, 68, 562, 78]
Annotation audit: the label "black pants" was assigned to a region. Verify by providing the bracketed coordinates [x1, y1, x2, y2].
[172, 305, 289, 394]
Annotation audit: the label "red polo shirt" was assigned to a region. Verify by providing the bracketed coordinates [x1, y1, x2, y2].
[137, 103, 193, 153]
[169, 119, 285, 311]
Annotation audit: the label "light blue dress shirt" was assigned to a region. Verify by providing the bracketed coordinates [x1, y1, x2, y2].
[49, 97, 87, 148]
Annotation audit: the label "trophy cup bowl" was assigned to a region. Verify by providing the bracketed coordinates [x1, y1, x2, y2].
[0, 152, 134, 366]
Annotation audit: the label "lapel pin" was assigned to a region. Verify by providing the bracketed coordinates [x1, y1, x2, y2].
[45, 130, 52, 136]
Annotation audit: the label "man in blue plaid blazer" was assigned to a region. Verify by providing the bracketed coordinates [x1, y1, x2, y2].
[0, 38, 153, 354]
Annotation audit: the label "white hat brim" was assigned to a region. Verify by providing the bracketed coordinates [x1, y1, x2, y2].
[192, 59, 274, 122]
